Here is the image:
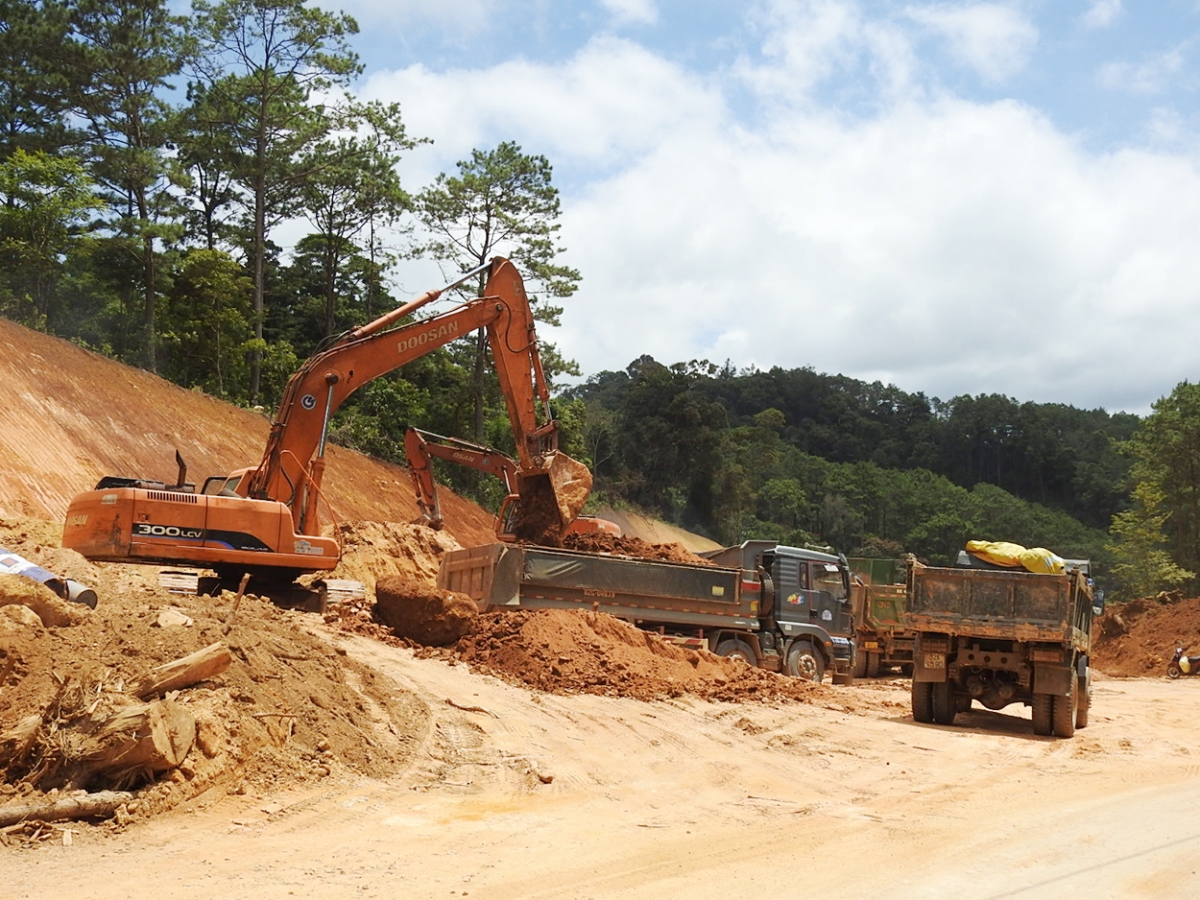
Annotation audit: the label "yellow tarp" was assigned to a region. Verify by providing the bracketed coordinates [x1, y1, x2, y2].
[965, 540, 1064, 575]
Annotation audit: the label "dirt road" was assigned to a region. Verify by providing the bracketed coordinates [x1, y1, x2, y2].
[7, 631, 1200, 900]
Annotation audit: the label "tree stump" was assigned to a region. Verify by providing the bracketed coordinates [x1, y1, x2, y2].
[70, 700, 196, 786]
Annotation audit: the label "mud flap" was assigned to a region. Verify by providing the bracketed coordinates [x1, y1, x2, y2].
[1033, 663, 1074, 696]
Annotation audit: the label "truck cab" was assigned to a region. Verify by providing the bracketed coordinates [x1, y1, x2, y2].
[705, 541, 856, 683]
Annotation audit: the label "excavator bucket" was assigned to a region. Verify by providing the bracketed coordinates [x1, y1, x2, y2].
[513, 451, 593, 545]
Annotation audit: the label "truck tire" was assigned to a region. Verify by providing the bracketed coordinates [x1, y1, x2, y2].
[1031, 692, 1053, 736]
[911, 680, 934, 723]
[866, 652, 881, 678]
[1052, 678, 1077, 738]
[852, 647, 869, 679]
[931, 681, 957, 725]
[1076, 675, 1090, 729]
[785, 640, 825, 682]
[715, 638, 757, 667]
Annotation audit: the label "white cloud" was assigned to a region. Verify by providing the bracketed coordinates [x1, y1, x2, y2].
[904, 2, 1038, 84]
[600, 0, 657, 27]
[1082, 0, 1122, 29]
[1098, 44, 1190, 95]
[737, 0, 866, 99]
[362, 35, 727, 185]
[359, 10, 1200, 414]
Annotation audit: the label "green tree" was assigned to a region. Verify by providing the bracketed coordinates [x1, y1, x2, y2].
[413, 141, 581, 440]
[72, 0, 192, 372]
[1116, 381, 1200, 589]
[191, 0, 361, 402]
[159, 247, 253, 397]
[0, 148, 98, 325]
[1108, 482, 1194, 600]
[0, 0, 76, 160]
[177, 80, 240, 250]
[296, 100, 416, 339]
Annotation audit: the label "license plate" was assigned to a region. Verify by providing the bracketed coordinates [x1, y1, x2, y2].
[924, 652, 946, 669]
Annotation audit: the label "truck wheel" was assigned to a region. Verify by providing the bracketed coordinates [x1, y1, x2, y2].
[1052, 678, 1077, 738]
[1031, 692, 1053, 736]
[866, 652, 881, 678]
[852, 648, 869, 679]
[931, 681, 957, 725]
[1076, 675, 1090, 729]
[785, 640, 825, 682]
[911, 680, 934, 723]
[715, 638, 757, 667]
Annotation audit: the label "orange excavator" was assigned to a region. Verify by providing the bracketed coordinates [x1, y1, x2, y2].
[62, 258, 592, 590]
[403, 426, 620, 541]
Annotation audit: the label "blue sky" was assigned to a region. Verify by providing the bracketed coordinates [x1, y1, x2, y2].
[315, 1, 1200, 414]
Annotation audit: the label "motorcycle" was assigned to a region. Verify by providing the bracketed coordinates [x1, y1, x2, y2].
[1167, 645, 1200, 678]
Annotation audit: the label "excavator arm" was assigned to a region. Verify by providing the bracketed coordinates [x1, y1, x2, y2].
[246, 257, 590, 543]
[404, 426, 620, 542]
[404, 427, 519, 530]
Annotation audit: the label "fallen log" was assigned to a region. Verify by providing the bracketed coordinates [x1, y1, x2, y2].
[133, 641, 232, 699]
[0, 790, 133, 827]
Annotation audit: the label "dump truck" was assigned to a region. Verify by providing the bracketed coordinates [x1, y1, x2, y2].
[438, 538, 856, 683]
[907, 554, 1101, 738]
[848, 557, 913, 677]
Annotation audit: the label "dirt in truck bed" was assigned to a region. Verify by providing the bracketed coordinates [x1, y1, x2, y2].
[561, 532, 716, 565]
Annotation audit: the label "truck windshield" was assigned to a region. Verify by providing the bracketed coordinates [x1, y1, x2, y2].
[814, 563, 847, 602]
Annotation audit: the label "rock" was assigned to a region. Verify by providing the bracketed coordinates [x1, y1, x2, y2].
[374, 576, 477, 645]
[0, 574, 88, 627]
[0, 603, 44, 631]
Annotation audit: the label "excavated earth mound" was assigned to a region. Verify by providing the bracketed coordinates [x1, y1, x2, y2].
[0, 516, 432, 830]
[415, 608, 859, 705]
[1091, 595, 1200, 677]
[373, 575, 477, 645]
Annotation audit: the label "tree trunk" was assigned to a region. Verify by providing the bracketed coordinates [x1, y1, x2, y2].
[473, 327, 487, 441]
[133, 641, 233, 698]
[0, 790, 133, 827]
[0, 714, 41, 768]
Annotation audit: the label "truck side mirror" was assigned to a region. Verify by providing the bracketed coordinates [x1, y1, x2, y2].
[1092, 590, 1105, 616]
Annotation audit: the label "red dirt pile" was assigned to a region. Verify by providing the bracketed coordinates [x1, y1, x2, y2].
[0, 516, 428, 832]
[415, 608, 830, 703]
[1092, 595, 1200, 677]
